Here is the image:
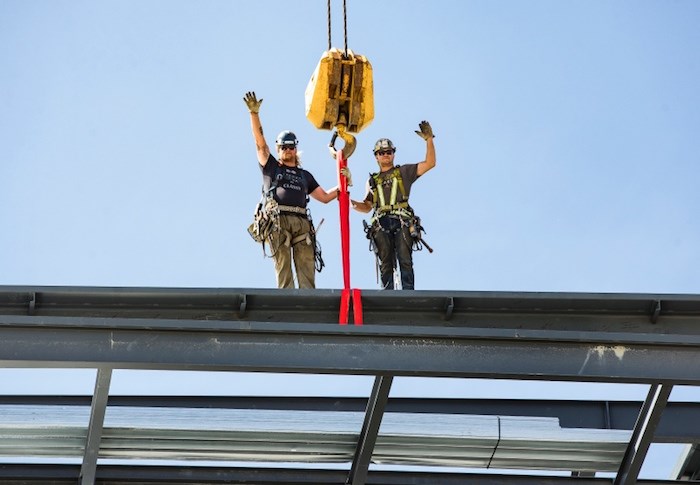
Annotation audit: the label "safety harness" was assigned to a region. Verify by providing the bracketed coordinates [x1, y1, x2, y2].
[247, 164, 324, 271]
[364, 165, 431, 257]
[368, 166, 414, 222]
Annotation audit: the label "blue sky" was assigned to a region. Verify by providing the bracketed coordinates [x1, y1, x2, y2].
[1, 0, 699, 478]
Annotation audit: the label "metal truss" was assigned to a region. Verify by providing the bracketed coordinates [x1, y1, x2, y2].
[1, 286, 700, 484]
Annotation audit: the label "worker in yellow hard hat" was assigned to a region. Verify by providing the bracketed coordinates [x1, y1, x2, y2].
[351, 121, 436, 290]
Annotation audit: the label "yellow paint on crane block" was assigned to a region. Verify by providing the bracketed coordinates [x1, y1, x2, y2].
[305, 48, 374, 134]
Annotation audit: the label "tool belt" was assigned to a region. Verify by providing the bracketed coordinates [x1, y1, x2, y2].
[364, 211, 431, 254]
[370, 203, 413, 226]
[247, 198, 279, 244]
[247, 198, 325, 270]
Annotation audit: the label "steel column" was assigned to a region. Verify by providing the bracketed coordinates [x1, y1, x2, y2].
[614, 384, 673, 485]
[80, 368, 112, 485]
[347, 375, 393, 485]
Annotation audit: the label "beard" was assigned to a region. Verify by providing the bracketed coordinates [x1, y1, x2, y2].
[280, 152, 295, 164]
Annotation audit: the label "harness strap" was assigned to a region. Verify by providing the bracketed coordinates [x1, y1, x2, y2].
[373, 167, 407, 210]
[281, 230, 312, 247]
[375, 177, 386, 207]
[277, 204, 308, 215]
[389, 176, 398, 206]
[376, 202, 409, 213]
[291, 233, 312, 246]
[396, 170, 406, 199]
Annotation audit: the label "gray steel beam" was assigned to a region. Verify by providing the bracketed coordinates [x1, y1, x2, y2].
[2, 286, 700, 333]
[0, 464, 688, 485]
[348, 375, 393, 485]
[2, 314, 700, 384]
[1, 287, 699, 484]
[80, 368, 112, 485]
[614, 384, 673, 485]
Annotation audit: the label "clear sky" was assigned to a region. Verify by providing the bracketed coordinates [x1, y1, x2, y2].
[1, 0, 699, 479]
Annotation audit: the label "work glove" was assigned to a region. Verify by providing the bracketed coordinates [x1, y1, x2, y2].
[243, 91, 263, 113]
[340, 166, 353, 187]
[415, 120, 435, 140]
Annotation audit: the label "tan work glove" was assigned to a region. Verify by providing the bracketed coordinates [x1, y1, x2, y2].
[243, 91, 263, 113]
[415, 120, 435, 140]
[340, 166, 353, 187]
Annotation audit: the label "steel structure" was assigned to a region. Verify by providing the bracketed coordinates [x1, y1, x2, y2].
[1, 286, 700, 484]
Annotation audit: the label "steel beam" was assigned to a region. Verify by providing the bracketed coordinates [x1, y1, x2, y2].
[2, 287, 700, 332]
[0, 464, 689, 485]
[1, 287, 700, 484]
[614, 384, 673, 485]
[348, 375, 393, 485]
[1, 314, 700, 384]
[80, 368, 112, 485]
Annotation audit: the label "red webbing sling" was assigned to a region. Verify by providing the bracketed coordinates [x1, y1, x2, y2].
[337, 149, 363, 325]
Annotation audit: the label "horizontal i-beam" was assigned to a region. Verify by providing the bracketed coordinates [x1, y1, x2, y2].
[1, 313, 700, 384]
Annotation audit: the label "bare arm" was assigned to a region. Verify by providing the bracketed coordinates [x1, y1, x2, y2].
[415, 120, 436, 177]
[249, 112, 270, 166]
[416, 137, 436, 177]
[243, 91, 270, 166]
[308, 167, 353, 204]
[350, 199, 372, 213]
[351, 177, 373, 213]
[309, 186, 340, 204]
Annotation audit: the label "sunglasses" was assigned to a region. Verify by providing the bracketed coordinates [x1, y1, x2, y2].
[280, 145, 297, 151]
[376, 150, 394, 156]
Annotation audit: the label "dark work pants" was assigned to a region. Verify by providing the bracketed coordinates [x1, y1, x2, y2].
[373, 216, 414, 290]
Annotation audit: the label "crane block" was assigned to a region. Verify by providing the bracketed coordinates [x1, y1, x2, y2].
[305, 48, 374, 134]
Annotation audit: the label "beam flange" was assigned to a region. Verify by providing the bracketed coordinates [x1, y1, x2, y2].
[1, 315, 700, 384]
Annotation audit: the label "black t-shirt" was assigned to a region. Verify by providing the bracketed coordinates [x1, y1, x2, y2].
[261, 154, 320, 208]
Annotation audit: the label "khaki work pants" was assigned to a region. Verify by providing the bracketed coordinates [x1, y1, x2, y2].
[270, 213, 315, 289]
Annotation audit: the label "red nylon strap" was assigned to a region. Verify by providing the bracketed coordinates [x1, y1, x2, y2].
[339, 288, 363, 325]
[337, 149, 363, 325]
[339, 288, 350, 325]
[337, 150, 351, 290]
[352, 288, 363, 326]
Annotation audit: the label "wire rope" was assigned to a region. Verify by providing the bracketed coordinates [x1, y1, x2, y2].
[327, 0, 349, 56]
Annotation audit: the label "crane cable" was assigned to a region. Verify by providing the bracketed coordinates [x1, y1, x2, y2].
[325, 0, 356, 158]
[327, 0, 356, 325]
[327, 0, 348, 57]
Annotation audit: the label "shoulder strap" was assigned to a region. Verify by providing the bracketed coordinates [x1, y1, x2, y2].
[393, 167, 406, 199]
[370, 167, 411, 216]
[369, 172, 379, 189]
[370, 172, 381, 207]
[300, 168, 310, 204]
[262, 163, 284, 197]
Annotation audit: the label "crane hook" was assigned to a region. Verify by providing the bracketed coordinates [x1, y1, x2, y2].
[328, 125, 356, 159]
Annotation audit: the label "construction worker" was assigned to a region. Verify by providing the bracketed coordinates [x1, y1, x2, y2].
[350, 121, 436, 290]
[244, 91, 352, 289]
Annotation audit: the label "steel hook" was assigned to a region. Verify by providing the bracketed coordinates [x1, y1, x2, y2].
[328, 128, 357, 159]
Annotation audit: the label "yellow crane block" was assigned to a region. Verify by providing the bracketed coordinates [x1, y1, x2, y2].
[305, 48, 374, 134]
